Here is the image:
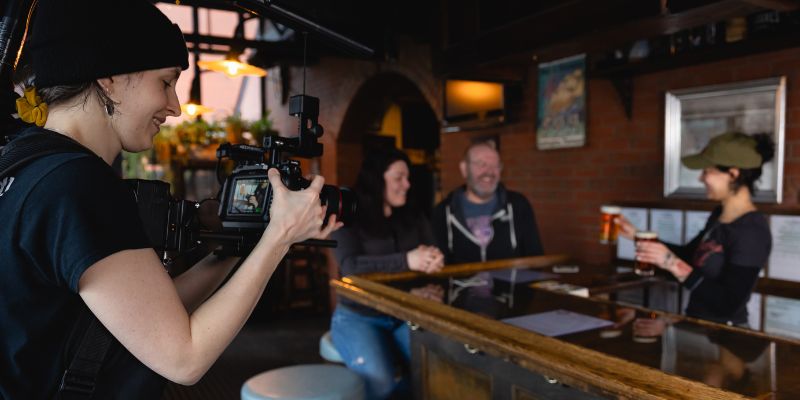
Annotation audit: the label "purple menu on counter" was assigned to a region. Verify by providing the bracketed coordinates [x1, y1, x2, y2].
[502, 309, 613, 337]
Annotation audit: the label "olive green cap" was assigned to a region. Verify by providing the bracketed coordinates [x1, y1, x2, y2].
[681, 132, 762, 170]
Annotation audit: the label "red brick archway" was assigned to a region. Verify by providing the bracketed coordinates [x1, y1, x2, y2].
[336, 72, 439, 189]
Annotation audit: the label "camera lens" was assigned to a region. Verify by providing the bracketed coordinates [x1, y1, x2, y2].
[320, 185, 357, 225]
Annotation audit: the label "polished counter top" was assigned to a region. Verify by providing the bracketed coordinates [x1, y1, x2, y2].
[331, 255, 800, 399]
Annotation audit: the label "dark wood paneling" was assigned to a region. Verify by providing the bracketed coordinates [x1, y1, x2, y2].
[425, 347, 492, 400]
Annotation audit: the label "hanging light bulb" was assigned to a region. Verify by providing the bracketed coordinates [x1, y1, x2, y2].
[181, 102, 213, 118]
[180, 72, 212, 118]
[198, 51, 267, 78]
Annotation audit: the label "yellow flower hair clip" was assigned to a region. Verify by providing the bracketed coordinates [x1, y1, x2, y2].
[16, 86, 48, 127]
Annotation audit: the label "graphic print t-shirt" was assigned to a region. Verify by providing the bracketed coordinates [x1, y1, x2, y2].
[461, 194, 497, 247]
[684, 209, 771, 324]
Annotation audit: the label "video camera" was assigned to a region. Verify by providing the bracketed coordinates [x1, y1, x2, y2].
[129, 94, 356, 265]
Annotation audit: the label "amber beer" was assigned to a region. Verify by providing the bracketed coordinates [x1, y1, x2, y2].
[599, 205, 622, 244]
[634, 231, 659, 276]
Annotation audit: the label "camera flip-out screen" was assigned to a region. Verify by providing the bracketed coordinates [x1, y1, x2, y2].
[229, 177, 269, 215]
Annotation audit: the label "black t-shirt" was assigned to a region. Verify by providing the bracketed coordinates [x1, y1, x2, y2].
[676, 207, 772, 325]
[0, 133, 164, 399]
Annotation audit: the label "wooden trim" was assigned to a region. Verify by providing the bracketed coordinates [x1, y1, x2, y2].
[332, 276, 750, 400]
[611, 200, 800, 216]
[757, 277, 800, 301]
[354, 254, 571, 283]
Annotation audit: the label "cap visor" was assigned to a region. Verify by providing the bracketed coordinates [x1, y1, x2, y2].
[681, 154, 712, 170]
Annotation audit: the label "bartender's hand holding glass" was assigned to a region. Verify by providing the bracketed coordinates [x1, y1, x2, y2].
[265, 168, 343, 244]
[407, 245, 445, 274]
[614, 215, 638, 240]
[635, 241, 692, 281]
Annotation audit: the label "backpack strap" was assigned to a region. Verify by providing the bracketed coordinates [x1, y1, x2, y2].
[0, 128, 93, 180]
[57, 315, 114, 399]
[0, 128, 113, 398]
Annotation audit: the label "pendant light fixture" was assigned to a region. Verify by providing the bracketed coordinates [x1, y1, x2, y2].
[197, 13, 267, 78]
[180, 5, 212, 118]
[180, 71, 212, 118]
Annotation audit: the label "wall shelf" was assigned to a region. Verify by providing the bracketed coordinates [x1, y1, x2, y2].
[590, 29, 800, 119]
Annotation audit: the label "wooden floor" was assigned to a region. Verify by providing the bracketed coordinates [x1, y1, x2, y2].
[161, 315, 330, 400]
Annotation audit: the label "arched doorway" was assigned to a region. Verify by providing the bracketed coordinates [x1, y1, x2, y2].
[337, 72, 440, 215]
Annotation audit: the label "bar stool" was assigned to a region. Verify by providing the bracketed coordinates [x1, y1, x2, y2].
[241, 364, 364, 400]
[319, 331, 343, 363]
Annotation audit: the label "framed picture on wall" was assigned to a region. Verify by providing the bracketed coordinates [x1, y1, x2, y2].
[664, 77, 786, 203]
[536, 54, 586, 150]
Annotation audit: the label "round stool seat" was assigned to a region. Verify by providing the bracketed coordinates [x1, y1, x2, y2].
[319, 331, 343, 363]
[241, 364, 364, 400]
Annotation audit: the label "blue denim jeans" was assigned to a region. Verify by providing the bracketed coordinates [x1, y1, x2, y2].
[330, 305, 410, 400]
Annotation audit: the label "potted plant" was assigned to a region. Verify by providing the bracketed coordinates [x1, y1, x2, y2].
[224, 113, 246, 144]
[248, 111, 276, 146]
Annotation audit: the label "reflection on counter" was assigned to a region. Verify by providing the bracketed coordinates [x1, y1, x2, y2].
[375, 262, 800, 399]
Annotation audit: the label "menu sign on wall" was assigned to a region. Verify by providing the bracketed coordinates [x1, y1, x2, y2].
[768, 215, 800, 282]
[684, 210, 712, 245]
[650, 209, 684, 246]
[764, 295, 800, 340]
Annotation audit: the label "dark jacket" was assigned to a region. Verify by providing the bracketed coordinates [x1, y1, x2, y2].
[331, 213, 435, 315]
[431, 184, 544, 264]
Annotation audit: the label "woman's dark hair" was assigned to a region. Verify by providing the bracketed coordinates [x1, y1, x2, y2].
[354, 146, 413, 236]
[717, 133, 776, 194]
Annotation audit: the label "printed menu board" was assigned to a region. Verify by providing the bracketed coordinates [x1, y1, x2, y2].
[768, 215, 800, 282]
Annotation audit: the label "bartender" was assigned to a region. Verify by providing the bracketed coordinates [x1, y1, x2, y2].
[618, 132, 774, 326]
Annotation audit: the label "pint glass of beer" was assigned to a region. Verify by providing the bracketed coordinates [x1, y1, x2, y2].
[634, 231, 658, 276]
[599, 205, 622, 244]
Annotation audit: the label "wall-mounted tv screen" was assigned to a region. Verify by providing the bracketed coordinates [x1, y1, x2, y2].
[443, 80, 505, 132]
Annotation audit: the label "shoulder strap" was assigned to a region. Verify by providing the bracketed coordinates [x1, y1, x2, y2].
[57, 315, 114, 399]
[0, 128, 93, 180]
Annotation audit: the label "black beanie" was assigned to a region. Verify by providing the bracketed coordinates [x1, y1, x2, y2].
[28, 0, 189, 88]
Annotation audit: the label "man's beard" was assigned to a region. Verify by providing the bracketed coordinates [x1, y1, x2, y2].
[468, 174, 497, 200]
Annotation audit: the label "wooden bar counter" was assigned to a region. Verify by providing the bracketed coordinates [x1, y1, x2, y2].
[331, 255, 800, 399]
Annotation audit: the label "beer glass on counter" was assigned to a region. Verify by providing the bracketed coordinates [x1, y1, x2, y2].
[599, 205, 621, 244]
[634, 231, 658, 276]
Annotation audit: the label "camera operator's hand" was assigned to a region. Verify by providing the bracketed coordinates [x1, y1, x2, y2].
[263, 169, 341, 246]
[407, 245, 445, 274]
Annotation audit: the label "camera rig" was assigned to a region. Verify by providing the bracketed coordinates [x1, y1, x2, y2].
[130, 93, 356, 268]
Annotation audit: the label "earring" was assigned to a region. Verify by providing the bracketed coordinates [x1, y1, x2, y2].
[105, 102, 114, 116]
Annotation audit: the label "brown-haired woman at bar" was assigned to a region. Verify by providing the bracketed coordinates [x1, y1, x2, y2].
[618, 132, 774, 327]
[330, 146, 444, 400]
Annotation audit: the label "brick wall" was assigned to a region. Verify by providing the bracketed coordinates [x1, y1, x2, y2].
[272, 44, 800, 265]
